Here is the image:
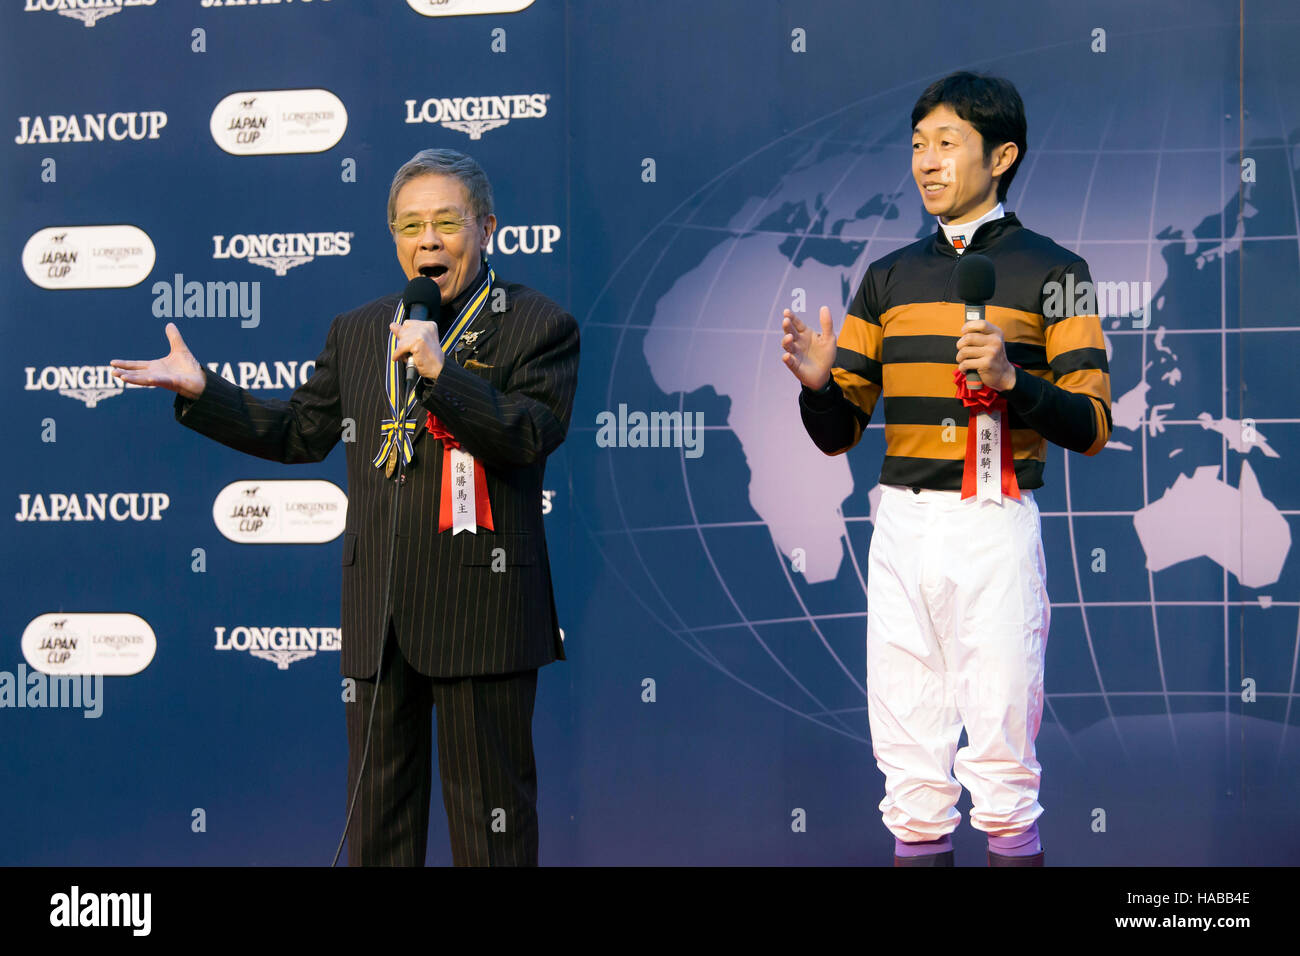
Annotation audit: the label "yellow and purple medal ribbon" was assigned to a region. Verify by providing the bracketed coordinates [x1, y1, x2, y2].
[372, 263, 496, 473]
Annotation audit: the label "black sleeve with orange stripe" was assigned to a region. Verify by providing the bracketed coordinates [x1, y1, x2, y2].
[1003, 258, 1113, 455]
[799, 275, 883, 455]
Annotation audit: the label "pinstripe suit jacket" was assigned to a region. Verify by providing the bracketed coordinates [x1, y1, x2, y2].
[174, 277, 580, 678]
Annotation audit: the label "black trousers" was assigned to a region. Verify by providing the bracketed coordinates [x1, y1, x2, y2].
[344, 624, 540, 866]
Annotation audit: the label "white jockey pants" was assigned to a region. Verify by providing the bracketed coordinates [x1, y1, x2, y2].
[866, 483, 1050, 843]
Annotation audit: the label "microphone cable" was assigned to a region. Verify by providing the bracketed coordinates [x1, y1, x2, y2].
[332, 374, 411, 867]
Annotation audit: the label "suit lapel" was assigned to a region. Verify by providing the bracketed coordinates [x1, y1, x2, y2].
[449, 283, 506, 368]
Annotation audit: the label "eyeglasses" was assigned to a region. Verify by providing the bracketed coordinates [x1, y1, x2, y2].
[391, 217, 475, 237]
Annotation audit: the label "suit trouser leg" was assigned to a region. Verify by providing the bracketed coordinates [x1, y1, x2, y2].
[344, 625, 433, 866]
[432, 668, 539, 866]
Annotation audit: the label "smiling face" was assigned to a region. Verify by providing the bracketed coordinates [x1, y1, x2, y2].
[391, 173, 496, 299]
[912, 103, 1017, 225]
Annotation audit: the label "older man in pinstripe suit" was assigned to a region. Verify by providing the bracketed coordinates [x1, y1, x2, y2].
[110, 149, 580, 866]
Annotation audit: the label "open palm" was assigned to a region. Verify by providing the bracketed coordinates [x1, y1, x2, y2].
[780, 306, 837, 390]
[110, 322, 206, 400]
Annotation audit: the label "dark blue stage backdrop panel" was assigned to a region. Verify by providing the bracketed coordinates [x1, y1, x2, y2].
[2, 0, 1296, 866]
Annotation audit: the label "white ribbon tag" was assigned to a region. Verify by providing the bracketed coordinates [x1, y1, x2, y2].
[975, 410, 1002, 504]
[450, 448, 477, 534]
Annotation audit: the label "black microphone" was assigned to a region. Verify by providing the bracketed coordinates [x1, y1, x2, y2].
[954, 252, 995, 391]
[401, 276, 442, 390]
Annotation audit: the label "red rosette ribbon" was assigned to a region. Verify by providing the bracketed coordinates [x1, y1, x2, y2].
[952, 367, 1021, 501]
[426, 413, 495, 533]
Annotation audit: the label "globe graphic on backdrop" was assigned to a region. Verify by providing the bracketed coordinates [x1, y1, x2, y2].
[584, 29, 1298, 753]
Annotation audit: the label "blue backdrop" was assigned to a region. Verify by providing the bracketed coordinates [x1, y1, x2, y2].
[3, 0, 1297, 865]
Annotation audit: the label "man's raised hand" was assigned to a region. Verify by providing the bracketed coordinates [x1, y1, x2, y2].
[781, 306, 837, 391]
[110, 323, 206, 400]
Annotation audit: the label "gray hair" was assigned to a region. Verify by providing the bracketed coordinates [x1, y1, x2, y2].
[386, 148, 494, 230]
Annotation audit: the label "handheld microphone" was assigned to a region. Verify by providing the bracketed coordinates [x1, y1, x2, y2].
[954, 252, 995, 391]
[401, 276, 442, 390]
